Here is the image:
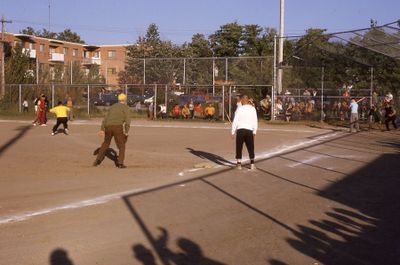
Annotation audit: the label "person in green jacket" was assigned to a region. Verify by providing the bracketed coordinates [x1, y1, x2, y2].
[93, 93, 131, 168]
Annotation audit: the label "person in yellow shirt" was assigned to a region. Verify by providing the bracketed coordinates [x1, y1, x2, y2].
[50, 101, 70, 135]
[204, 103, 216, 121]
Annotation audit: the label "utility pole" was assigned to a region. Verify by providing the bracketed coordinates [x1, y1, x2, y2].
[277, 0, 285, 94]
[1, 15, 12, 99]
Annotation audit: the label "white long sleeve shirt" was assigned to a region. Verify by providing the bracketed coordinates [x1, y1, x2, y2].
[231, 104, 258, 135]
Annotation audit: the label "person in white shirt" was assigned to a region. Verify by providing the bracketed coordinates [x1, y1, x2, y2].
[349, 98, 364, 132]
[231, 95, 258, 170]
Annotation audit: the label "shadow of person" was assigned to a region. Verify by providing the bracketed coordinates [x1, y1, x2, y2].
[93, 147, 118, 166]
[133, 244, 157, 265]
[186, 148, 234, 166]
[49, 248, 74, 265]
[176, 237, 226, 265]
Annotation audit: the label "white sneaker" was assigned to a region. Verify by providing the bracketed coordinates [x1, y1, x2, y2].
[32, 123, 37, 126]
[51, 132, 55, 136]
[236, 163, 242, 170]
[65, 128, 69, 135]
[250, 164, 256, 170]
[41, 124, 47, 127]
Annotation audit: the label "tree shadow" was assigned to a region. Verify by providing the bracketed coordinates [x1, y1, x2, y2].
[93, 147, 118, 167]
[0, 125, 31, 158]
[49, 248, 74, 265]
[186, 147, 235, 166]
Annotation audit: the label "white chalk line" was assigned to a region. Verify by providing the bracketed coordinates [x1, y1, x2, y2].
[178, 131, 343, 176]
[0, 119, 316, 133]
[0, 188, 142, 225]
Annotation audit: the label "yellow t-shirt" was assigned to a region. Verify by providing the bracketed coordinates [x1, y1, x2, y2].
[50, 105, 70, 118]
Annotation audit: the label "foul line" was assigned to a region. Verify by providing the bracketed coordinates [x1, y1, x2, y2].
[0, 127, 341, 226]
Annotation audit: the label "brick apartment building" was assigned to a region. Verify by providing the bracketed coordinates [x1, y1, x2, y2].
[2, 32, 130, 85]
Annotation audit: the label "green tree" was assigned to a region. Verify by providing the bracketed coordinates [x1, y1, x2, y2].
[210, 22, 243, 57]
[57, 29, 85, 44]
[5, 44, 35, 84]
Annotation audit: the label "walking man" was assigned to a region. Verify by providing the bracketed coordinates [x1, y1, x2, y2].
[349, 98, 361, 133]
[50, 101, 70, 135]
[93, 93, 131, 168]
[231, 95, 258, 170]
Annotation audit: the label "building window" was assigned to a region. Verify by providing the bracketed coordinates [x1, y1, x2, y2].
[107, 68, 117, 75]
[50, 47, 56, 54]
[73, 49, 78, 56]
[108, 50, 116, 59]
[28, 43, 35, 50]
[63, 47, 68, 55]
[40, 44, 45, 52]
[93, 51, 100, 58]
[83, 51, 89, 58]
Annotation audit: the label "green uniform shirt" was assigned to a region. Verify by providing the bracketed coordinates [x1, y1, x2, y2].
[101, 102, 131, 133]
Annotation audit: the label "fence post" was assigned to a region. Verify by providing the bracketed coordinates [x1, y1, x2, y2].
[229, 86, 232, 120]
[125, 84, 128, 95]
[51, 84, 55, 108]
[165, 85, 168, 116]
[153, 84, 157, 119]
[19, 84, 22, 113]
[143, 59, 146, 85]
[321, 66, 324, 122]
[87, 84, 90, 116]
[183, 58, 186, 85]
[222, 85, 225, 122]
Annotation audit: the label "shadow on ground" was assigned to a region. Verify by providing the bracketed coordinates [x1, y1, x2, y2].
[0, 125, 31, 158]
[283, 138, 400, 265]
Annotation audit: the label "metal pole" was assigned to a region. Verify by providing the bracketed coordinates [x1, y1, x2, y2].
[229, 86, 232, 119]
[51, 84, 55, 108]
[125, 84, 128, 95]
[19, 84, 22, 112]
[143, 59, 146, 85]
[153, 84, 157, 119]
[225, 57, 228, 82]
[87, 84, 90, 116]
[222, 85, 225, 121]
[164, 85, 168, 115]
[370, 66, 373, 107]
[36, 58, 39, 85]
[0, 42, 4, 98]
[183, 58, 186, 85]
[272, 35, 277, 120]
[212, 57, 215, 96]
[321, 66, 324, 122]
[277, 0, 285, 94]
[70, 61, 73, 84]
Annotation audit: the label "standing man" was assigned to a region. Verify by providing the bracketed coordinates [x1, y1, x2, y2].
[93, 93, 131, 168]
[384, 103, 398, 131]
[349, 98, 361, 133]
[231, 95, 258, 170]
[50, 101, 70, 135]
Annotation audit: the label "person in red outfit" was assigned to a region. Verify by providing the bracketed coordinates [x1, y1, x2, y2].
[32, 94, 46, 126]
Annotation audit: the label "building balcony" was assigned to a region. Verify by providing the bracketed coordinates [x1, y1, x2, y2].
[22, 48, 37, 58]
[82, 57, 101, 65]
[49, 53, 64, 62]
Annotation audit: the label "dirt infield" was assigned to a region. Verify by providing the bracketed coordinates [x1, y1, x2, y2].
[0, 119, 399, 265]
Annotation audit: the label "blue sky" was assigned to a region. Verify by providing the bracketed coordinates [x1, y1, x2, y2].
[1, 0, 399, 45]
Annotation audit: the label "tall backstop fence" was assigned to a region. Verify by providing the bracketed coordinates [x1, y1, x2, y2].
[1, 84, 272, 121]
[2, 83, 397, 124]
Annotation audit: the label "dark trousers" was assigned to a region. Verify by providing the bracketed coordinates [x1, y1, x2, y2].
[385, 116, 398, 131]
[53, 117, 68, 132]
[96, 125, 127, 165]
[236, 129, 255, 160]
